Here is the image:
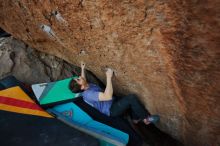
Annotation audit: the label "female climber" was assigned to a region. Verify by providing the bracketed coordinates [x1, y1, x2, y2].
[69, 62, 160, 125]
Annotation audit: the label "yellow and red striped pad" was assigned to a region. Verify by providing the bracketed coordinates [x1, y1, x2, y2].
[0, 86, 52, 118]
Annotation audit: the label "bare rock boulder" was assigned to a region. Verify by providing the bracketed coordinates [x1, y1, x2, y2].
[0, 1, 219, 146]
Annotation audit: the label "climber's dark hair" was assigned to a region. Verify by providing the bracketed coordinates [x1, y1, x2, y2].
[69, 79, 83, 93]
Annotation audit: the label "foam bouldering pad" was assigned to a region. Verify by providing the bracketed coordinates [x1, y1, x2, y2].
[0, 76, 34, 98]
[0, 86, 99, 146]
[0, 110, 99, 146]
[31, 77, 80, 106]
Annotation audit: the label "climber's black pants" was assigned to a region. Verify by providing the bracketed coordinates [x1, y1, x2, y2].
[110, 94, 149, 121]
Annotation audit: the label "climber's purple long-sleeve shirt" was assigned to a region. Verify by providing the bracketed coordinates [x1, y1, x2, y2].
[82, 83, 113, 116]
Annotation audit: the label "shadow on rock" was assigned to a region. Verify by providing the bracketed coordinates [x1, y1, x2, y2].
[134, 123, 183, 146]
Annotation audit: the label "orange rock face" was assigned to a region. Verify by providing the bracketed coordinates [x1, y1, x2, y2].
[0, 0, 219, 145]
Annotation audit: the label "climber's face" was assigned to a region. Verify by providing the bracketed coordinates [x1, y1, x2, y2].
[74, 76, 87, 90]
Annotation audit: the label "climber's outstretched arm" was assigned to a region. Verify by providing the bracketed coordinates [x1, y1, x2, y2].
[81, 61, 86, 81]
[98, 68, 113, 101]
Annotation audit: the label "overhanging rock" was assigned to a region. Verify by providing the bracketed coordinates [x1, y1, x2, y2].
[0, 1, 219, 146]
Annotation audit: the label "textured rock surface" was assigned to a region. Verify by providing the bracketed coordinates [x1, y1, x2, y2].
[0, 1, 219, 146]
[0, 37, 100, 85]
[0, 37, 76, 83]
